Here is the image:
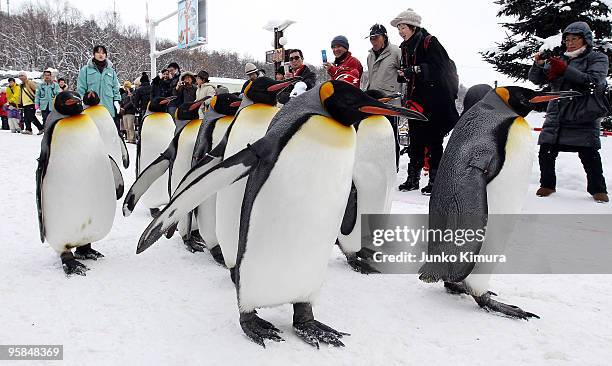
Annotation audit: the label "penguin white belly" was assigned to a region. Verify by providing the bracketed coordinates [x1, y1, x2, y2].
[43, 115, 116, 253]
[216, 105, 279, 267]
[238, 116, 356, 312]
[171, 120, 201, 236]
[198, 116, 233, 247]
[466, 117, 534, 295]
[84, 105, 122, 166]
[139, 113, 175, 208]
[339, 117, 397, 254]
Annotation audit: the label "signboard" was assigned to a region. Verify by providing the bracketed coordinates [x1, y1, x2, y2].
[178, 0, 207, 49]
[265, 48, 285, 64]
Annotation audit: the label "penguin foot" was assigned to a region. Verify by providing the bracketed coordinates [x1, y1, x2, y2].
[292, 302, 348, 349]
[347, 254, 380, 274]
[239, 311, 284, 348]
[183, 238, 206, 253]
[149, 207, 161, 218]
[444, 282, 497, 297]
[190, 230, 206, 246]
[209, 245, 226, 266]
[61, 252, 89, 276]
[74, 244, 104, 260]
[355, 247, 377, 261]
[473, 293, 539, 320]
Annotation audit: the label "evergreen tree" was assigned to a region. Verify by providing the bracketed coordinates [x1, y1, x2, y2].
[482, 0, 612, 80]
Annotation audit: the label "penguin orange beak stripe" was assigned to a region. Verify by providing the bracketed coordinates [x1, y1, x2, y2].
[65, 98, 80, 106]
[267, 78, 301, 92]
[378, 97, 392, 103]
[529, 95, 560, 103]
[359, 106, 401, 116]
[189, 100, 204, 111]
[230, 101, 242, 107]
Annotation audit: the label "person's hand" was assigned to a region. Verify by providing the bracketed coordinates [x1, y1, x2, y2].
[397, 69, 405, 78]
[35, 104, 39, 110]
[284, 72, 294, 79]
[534, 52, 545, 66]
[546, 57, 568, 81]
[323, 62, 332, 70]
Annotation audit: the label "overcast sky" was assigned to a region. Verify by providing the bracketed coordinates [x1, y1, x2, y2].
[7, 0, 521, 86]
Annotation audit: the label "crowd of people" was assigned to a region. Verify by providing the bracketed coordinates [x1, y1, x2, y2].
[0, 9, 608, 202]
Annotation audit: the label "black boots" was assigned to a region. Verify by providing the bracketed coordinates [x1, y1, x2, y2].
[420, 169, 437, 196]
[399, 164, 421, 192]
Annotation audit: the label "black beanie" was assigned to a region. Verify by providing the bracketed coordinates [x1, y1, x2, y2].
[140, 72, 149, 83]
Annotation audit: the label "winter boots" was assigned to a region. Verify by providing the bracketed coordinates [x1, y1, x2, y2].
[399, 164, 421, 192]
[420, 169, 437, 196]
[593, 193, 609, 203]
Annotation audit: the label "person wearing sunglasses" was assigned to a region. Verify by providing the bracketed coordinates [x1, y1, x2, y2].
[277, 49, 317, 104]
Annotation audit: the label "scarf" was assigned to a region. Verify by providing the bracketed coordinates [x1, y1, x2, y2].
[92, 58, 107, 73]
[564, 46, 587, 59]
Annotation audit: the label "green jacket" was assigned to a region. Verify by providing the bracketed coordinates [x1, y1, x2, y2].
[35, 81, 60, 111]
[77, 58, 121, 117]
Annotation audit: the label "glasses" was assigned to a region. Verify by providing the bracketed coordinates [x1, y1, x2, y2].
[289, 56, 301, 61]
[565, 36, 582, 43]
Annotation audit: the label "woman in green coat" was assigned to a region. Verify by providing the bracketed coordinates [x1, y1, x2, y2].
[77, 45, 121, 118]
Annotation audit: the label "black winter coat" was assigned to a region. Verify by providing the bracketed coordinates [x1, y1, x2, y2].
[132, 81, 151, 113]
[398, 29, 458, 135]
[151, 76, 173, 100]
[120, 90, 136, 115]
[277, 65, 317, 104]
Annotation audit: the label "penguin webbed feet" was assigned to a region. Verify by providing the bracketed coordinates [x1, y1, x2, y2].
[444, 281, 497, 297]
[346, 253, 380, 274]
[73, 244, 104, 260]
[473, 292, 540, 320]
[60, 252, 89, 277]
[292, 303, 348, 349]
[182, 233, 206, 253]
[239, 311, 284, 348]
[209, 245, 226, 267]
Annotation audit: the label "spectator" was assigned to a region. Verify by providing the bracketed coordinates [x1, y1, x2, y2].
[166, 62, 181, 117]
[120, 81, 137, 143]
[277, 49, 317, 104]
[77, 45, 121, 120]
[392, 8, 459, 195]
[173, 71, 197, 108]
[529, 21, 609, 203]
[366, 24, 403, 169]
[323, 35, 363, 88]
[0, 88, 8, 130]
[5, 78, 22, 133]
[242, 62, 263, 92]
[35, 69, 60, 127]
[18, 71, 44, 135]
[133, 72, 152, 121]
[195, 70, 216, 118]
[275, 67, 285, 81]
[151, 68, 173, 100]
[57, 78, 68, 92]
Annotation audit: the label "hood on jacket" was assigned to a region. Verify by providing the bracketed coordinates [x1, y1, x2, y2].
[563, 21, 593, 47]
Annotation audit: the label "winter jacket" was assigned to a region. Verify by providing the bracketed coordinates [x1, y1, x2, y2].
[168, 72, 181, 107]
[367, 43, 402, 106]
[528, 21, 609, 149]
[132, 81, 152, 113]
[150, 76, 172, 100]
[35, 81, 60, 111]
[0, 92, 7, 117]
[326, 51, 363, 87]
[120, 89, 136, 115]
[77, 58, 121, 117]
[196, 82, 216, 118]
[173, 72, 197, 106]
[398, 29, 459, 135]
[277, 65, 317, 104]
[19, 80, 37, 107]
[6, 84, 20, 107]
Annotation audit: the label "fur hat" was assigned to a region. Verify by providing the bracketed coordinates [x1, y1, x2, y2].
[331, 35, 349, 50]
[390, 8, 422, 28]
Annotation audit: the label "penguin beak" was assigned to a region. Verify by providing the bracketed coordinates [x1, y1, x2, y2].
[359, 103, 428, 121]
[230, 101, 242, 107]
[529, 90, 582, 103]
[267, 77, 302, 92]
[64, 97, 80, 106]
[160, 96, 177, 105]
[189, 97, 211, 111]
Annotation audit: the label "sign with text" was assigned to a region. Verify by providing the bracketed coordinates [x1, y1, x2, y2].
[178, 0, 207, 49]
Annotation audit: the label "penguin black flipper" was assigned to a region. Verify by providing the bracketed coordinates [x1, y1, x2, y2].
[109, 156, 125, 200]
[137, 142, 262, 254]
[119, 133, 130, 168]
[340, 181, 358, 236]
[36, 116, 62, 243]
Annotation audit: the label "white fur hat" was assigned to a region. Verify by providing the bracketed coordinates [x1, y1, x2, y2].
[390, 8, 422, 28]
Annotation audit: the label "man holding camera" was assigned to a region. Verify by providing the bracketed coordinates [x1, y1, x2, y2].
[529, 21, 609, 203]
[277, 49, 317, 104]
[323, 35, 363, 87]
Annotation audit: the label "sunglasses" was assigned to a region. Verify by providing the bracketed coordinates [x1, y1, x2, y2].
[289, 56, 301, 61]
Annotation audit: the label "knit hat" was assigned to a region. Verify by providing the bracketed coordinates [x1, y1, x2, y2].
[331, 35, 349, 50]
[390, 8, 422, 28]
[140, 72, 150, 83]
[244, 62, 259, 75]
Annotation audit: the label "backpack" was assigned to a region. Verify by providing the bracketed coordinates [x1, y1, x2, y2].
[423, 35, 459, 99]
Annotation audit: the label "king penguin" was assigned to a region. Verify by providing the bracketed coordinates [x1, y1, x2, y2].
[82, 91, 129, 171]
[135, 81, 427, 348]
[135, 96, 176, 217]
[418, 86, 579, 319]
[337, 90, 401, 274]
[37, 91, 124, 276]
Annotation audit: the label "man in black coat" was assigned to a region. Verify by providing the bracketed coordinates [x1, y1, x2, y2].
[391, 8, 459, 195]
[151, 68, 172, 99]
[277, 49, 317, 104]
[529, 21, 609, 203]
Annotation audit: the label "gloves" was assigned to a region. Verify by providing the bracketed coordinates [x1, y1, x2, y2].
[546, 57, 568, 81]
[114, 101, 121, 112]
[290, 82, 308, 98]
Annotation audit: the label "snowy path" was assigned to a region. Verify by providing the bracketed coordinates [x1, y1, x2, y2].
[1, 113, 611, 365]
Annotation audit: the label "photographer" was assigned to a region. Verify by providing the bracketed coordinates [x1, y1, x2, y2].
[173, 72, 197, 111]
[529, 21, 609, 203]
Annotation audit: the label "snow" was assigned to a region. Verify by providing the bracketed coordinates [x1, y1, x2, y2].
[1, 112, 612, 364]
[535, 33, 563, 51]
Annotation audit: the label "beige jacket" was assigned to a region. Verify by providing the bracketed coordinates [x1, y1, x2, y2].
[366, 44, 402, 106]
[196, 83, 216, 118]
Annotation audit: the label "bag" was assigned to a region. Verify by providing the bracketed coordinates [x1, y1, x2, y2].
[423, 35, 459, 99]
[559, 82, 610, 126]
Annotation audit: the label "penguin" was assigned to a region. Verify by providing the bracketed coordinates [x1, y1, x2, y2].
[36, 91, 124, 276]
[123, 99, 208, 252]
[336, 90, 399, 274]
[461, 84, 493, 117]
[418, 86, 580, 319]
[135, 96, 176, 217]
[135, 81, 427, 348]
[191, 93, 242, 265]
[82, 91, 129, 170]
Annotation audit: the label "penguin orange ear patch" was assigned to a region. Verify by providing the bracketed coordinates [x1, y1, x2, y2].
[210, 96, 217, 110]
[320, 82, 334, 103]
[495, 87, 510, 104]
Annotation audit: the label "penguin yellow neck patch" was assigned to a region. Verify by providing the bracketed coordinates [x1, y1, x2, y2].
[243, 81, 253, 96]
[320, 82, 334, 103]
[210, 96, 217, 110]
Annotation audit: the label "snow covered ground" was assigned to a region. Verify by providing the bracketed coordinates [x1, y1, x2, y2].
[1, 112, 611, 365]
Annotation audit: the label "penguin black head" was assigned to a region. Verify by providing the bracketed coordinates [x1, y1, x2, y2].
[210, 93, 242, 116]
[243, 76, 301, 105]
[319, 81, 427, 126]
[148, 96, 176, 113]
[495, 86, 581, 117]
[82, 91, 100, 106]
[54, 91, 83, 116]
[176, 98, 210, 120]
